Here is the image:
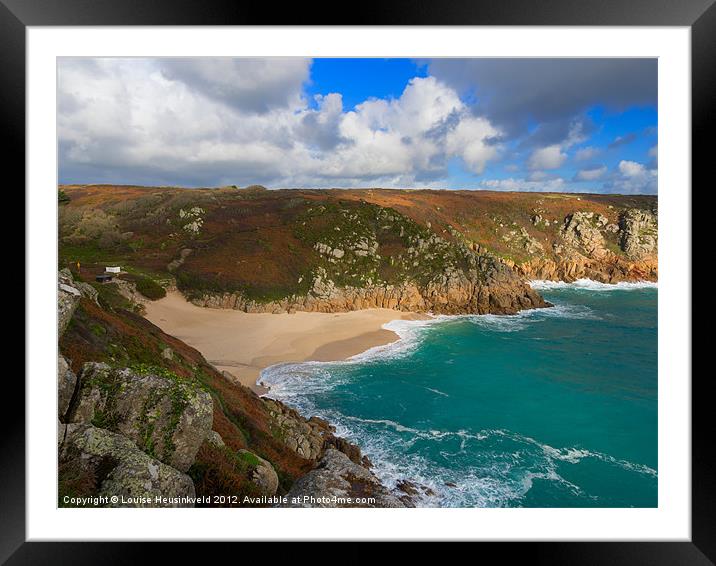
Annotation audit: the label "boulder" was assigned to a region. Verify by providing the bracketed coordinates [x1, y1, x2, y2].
[58, 269, 101, 335]
[206, 430, 225, 448]
[60, 423, 195, 507]
[58, 273, 81, 337]
[238, 449, 279, 496]
[58, 355, 78, 420]
[283, 449, 405, 508]
[395, 479, 436, 506]
[70, 363, 213, 472]
[323, 433, 371, 467]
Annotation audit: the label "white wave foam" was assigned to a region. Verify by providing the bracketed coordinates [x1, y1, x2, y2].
[464, 302, 599, 332]
[347, 423, 597, 507]
[466, 313, 531, 332]
[260, 382, 658, 507]
[536, 303, 600, 320]
[341, 420, 657, 505]
[530, 278, 657, 291]
[347, 316, 450, 362]
[342, 415, 424, 435]
[541, 444, 657, 477]
[258, 361, 344, 400]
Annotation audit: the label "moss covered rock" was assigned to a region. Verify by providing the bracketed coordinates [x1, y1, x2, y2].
[69, 363, 213, 472]
[60, 423, 195, 507]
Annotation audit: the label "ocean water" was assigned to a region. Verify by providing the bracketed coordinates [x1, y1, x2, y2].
[260, 280, 658, 508]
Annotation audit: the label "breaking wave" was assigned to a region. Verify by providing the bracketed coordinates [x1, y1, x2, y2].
[529, 278, 657, 291]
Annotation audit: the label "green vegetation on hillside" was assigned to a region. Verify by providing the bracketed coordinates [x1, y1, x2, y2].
[58, 184, 658, 302]
[124, 274, 167, 300]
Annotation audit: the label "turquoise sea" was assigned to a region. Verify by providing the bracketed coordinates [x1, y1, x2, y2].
[260, 280, 658, 507]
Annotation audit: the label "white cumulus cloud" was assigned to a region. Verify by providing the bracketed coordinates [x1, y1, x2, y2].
[619, 160, 647, 177]
[58, 60, 503, 188]
[603, 160, 657, 194]
[445, 116, 501, 174]
[575, 165, 607, 181]
[575, 146, 601, 161]
[528, 145, 567, 170]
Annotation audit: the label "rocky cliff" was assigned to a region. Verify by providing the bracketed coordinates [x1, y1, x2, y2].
[190, 257, 547, 316]
[512, 207, 658, 283]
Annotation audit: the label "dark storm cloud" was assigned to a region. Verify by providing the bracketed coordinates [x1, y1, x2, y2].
[428, 58, 657, 139]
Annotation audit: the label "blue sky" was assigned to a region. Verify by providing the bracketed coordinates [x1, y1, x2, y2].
[58, 57, 657, 193]
[305, 59, 429, 111]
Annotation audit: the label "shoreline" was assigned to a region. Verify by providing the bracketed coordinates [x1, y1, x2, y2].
[145, 291, 429, 394]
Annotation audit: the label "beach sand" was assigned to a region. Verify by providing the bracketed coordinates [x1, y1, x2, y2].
[145, 292, 426, 394]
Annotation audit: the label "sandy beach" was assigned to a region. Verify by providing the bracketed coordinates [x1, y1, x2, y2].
[145, 292, 426, 394]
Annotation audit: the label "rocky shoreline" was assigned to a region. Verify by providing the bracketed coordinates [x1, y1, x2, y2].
[513, 255, 657, 284]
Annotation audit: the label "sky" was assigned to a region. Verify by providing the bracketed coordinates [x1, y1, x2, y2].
[57, 57, 657, 194]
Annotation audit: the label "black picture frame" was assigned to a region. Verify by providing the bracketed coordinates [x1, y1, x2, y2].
[6, 0, 705, 561]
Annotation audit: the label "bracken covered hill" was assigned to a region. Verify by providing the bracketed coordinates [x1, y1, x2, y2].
[59, 185, 657, 315]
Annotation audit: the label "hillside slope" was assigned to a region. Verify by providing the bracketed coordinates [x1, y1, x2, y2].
[59, 185, 657, 315]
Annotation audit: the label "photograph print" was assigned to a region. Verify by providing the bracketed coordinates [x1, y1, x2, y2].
[57, 57, 658, 509]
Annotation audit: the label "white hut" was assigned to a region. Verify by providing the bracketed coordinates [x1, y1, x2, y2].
[105, 266, 121, 273]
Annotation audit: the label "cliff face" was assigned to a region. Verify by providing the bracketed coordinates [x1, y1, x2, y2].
[512, 208, 658, 283]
